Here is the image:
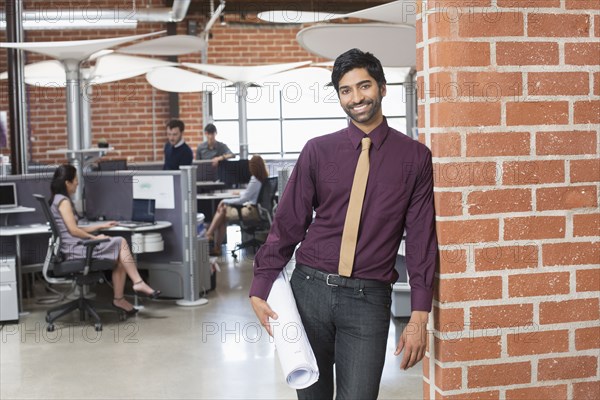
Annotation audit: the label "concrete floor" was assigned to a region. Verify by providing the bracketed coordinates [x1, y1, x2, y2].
[0, 229, 423, 400]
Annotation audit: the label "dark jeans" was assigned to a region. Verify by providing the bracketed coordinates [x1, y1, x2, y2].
[290, 265, 392, 400]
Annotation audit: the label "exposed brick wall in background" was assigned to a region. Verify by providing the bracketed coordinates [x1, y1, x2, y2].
[0, 0, 325, 165]
[419, 0, 599, 398]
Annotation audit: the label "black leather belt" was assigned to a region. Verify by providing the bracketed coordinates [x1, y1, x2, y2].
[295, 264, 391, 289]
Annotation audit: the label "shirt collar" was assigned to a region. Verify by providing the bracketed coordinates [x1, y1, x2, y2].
[174, 139, 185, 148]
[347, 117, 389, 150]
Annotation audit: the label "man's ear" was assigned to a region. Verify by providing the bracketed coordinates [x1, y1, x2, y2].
[380, 83, 387, 97]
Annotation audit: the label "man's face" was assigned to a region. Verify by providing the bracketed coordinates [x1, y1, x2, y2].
[167, 127, 183, 146]
[205, 131, 216, 146]
[338, 68, 386, 130]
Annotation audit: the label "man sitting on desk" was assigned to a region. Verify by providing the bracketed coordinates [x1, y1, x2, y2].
[196, 123, 234, 167]
[163, 119, 193, 170]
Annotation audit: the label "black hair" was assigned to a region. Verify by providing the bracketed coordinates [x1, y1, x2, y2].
[331, 48, 386, 93]
[167, 119, 185, 132]
[204, 123, 217, 134]
[50, 164, 77, 205]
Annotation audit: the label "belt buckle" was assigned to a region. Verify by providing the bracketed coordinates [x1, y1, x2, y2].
[326, 274, 339, 287]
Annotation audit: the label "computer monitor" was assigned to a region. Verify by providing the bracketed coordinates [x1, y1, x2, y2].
[97, 159, 127, 171]
[196, 162, 217, 182]
[217, 159, 251, 187]
[0, 182, 18, 208]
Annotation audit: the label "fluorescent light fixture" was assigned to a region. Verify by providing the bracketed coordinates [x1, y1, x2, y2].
[0, 19, 138, 30]
[0, 9, 137, 30]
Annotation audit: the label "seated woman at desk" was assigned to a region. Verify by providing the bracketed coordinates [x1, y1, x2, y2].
[50, 164, 160, 316]
[205, 155, 268, 256]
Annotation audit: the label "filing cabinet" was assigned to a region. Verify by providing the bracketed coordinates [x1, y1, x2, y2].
[0, 257, 19, 322]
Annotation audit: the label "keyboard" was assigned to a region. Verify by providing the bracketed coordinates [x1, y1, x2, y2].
[118, 221, 155, 228]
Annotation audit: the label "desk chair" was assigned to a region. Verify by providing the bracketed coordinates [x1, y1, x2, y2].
[34, 194, 117, 332]
[230, 177, 278, 259]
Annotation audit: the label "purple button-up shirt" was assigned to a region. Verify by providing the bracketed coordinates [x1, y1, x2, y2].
[250, 118, 437, 312]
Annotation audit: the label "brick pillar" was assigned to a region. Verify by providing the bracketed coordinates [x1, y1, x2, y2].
[418, 1, 599, 399]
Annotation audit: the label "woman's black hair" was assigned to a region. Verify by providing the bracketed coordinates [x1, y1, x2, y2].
[50, 164, 77, 205]
[331, 48, 386, 93]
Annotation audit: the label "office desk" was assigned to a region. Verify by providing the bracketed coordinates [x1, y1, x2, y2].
[106, 220, 172, 233]
[103, 221, 208, 306]
[104, 221, 172, 308]
[197, 191, 239, 221]
[196, 181, 225, 189]
[0, 206, 36, 215]
[0, 223, 51, 314]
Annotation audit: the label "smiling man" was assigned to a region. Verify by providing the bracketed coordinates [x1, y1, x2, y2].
[250, 49, 438, 399]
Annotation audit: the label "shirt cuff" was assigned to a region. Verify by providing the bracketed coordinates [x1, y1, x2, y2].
[410, 287, 434, 312]
[249, 275, 275, 300]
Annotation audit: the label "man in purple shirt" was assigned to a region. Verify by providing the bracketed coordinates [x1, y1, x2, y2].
[250, 49, 437, 399]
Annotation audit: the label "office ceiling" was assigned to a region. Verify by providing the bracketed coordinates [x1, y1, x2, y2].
[184, 0, 389, 15]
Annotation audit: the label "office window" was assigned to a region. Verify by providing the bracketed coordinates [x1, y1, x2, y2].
[281, 84, 343, 119]
[210, 120, 240, 154]
[211, 75, 409, 158]
[246, 86, 281, 119]
[281, 119, 347, 153]
[248, 120, 282, 154]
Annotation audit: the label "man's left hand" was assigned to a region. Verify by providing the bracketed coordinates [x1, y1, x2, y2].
[395, 310, 429, 370]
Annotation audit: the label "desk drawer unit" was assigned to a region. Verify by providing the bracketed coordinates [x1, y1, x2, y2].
[0, 257, 18, 322]
[0, 257, 16, 282]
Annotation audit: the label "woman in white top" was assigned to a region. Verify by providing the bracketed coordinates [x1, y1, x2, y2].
[206, 155, 269, 256]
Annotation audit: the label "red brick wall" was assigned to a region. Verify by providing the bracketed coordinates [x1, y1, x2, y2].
[0, 1, 324, 165]
[419, 0, 599, 399]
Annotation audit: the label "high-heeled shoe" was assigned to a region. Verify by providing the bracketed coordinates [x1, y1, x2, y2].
[112, 297, 139, 316]
[133, 280, 161, 299]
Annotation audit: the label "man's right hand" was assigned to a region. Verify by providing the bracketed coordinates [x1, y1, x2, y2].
[250, 296, 278, 337]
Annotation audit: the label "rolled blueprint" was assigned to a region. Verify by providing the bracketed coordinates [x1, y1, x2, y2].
[267, 270, 319, 389]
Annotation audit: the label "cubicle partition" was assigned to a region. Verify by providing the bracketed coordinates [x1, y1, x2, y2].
[0, 173, 53, 269]
[85, 167, 210, 303]
[0, 167, 210, 308]
[85, 170, 184, 264]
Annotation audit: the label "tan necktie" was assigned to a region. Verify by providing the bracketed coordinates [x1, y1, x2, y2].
[338, 137, 372, 277]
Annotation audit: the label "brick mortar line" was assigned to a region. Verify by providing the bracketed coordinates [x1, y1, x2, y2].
[420, 95, 600, 101]
[421, 3, 600, 11]
[425, 66, 600, 73]
[435, 211, 600, 221]
[420, 5, 437, 397]
[431, 326, 600, 341]
[436, 269, 598, 281]
[424, 36, 599, 43]
[431, 350, 600, 369]
[429, 123, 600, 131]
[431, 155, 600, 161]
[434, 270, 600, 282]
[432, 376, 600, 400]
[435, 248, 600, 258]
[431, 129, 600, 135]
[501, 272, 509, 306]
[433, 298, 600, 312]
[436, 264, 600, 276]
[433, 292, 600, 311]
[429, 341, 600, 372]
[568, 156, 593, 182]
